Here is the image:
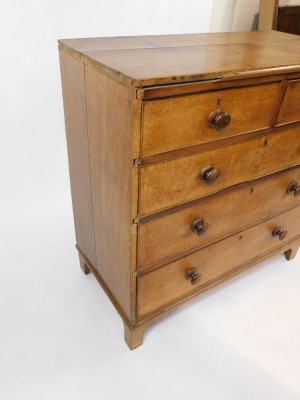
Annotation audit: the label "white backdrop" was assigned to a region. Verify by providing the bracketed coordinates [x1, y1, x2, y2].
[1, 1, 300, 400]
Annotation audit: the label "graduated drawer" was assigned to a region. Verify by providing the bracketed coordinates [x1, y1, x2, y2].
[277, 79, 300, 126]
[137, 205, 300, 318]
[141, 83, 279, 156]
[139, 126, 300, 215]
[138, 167, 300, 269]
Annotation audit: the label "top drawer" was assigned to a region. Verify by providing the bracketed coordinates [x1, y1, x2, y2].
[141, 83, 279, 156]
[276, 80, 300, 126]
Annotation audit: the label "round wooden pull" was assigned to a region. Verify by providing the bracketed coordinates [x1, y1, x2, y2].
[209, 110, 231, 131]
[201, 166, 220, 185]
[191, 218, 209, 236]
[272, 226, 288, 241]
[287, 181, 300, 197]
[185, 268, 201, 285]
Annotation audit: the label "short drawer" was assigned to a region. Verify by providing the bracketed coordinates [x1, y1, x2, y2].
[138, 167, 300, 269]
[141, 83, 279, 156]
[277, 79, 300, 126]
[137, 205, 300, 318]
[139, 126, 300, 215]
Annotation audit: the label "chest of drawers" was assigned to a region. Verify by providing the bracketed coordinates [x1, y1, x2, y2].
[59, 30, 300, 349]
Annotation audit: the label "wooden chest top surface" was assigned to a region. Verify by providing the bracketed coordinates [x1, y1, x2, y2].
[59, 31, 300, 86]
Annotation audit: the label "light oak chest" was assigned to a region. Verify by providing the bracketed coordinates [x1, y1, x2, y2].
[59, 31, 300, 349]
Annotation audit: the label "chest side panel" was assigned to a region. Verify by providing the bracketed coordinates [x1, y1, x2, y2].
[85, 64, 139, 322]
[59, 50, 97, 267]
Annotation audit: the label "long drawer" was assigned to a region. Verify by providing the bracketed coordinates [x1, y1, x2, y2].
[141, 83, 279, 156]
[139, 126, 300, 215]
[137, 205, 300, 318]
[138, 167, 300, 269]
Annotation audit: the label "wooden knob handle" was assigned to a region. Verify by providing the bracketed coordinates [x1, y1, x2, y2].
[287, 181, 300, 197]
[185, 268, 201, 285]
[209, 110, 231, 131]
[272, 226, 288, 241]
[191, 218, 209, 236]
[201, 166, 220, 185]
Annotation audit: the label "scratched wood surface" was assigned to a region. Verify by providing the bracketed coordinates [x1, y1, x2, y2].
[59, 31, 300, 86]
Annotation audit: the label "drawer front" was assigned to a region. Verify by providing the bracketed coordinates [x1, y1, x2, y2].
[137, 205, 300, 318]
[277, 80, 300, 126]
[142, 83, 279, 156]
[139, 127, 300, 215]
[138, 167, 300, 269]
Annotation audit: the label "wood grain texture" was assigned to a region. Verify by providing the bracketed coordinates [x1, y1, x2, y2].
[138, 167, 300, 269]
[85, 63, 137, 321]
[59, 31, 300, 349]
[136, 236, 300, 326]
[138, 205, 300, 318]
[59, 31, 294, 52]
[59, 50, 97, 267]
[277, 79, 300, 125]
[139, 126, 300, 215]
[59, 31, 300, 87]
[142, 83, 279, 156]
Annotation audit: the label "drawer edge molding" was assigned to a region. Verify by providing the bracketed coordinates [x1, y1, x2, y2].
[138, 73, 300, 100]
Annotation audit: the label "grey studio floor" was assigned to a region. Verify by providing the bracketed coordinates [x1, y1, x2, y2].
[1, 194, 300, 399]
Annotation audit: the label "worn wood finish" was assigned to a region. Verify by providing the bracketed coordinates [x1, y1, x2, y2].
[84, 64, 137, 321]
[138, 167, 300, 270]
[277, 79, 300, 125]
[59, 31, 300, 350]
[138, 205, 300, 318]
[138, 120, 300, 166]
[139, 127, 300, 215]
[59, 50, 97, 267]
[141, 83, 279, 156]
[59, 31, 293, 52]
[59, 31, 300, 87]
[136, 236, 300, 326]
[139, 73, 300, 100]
